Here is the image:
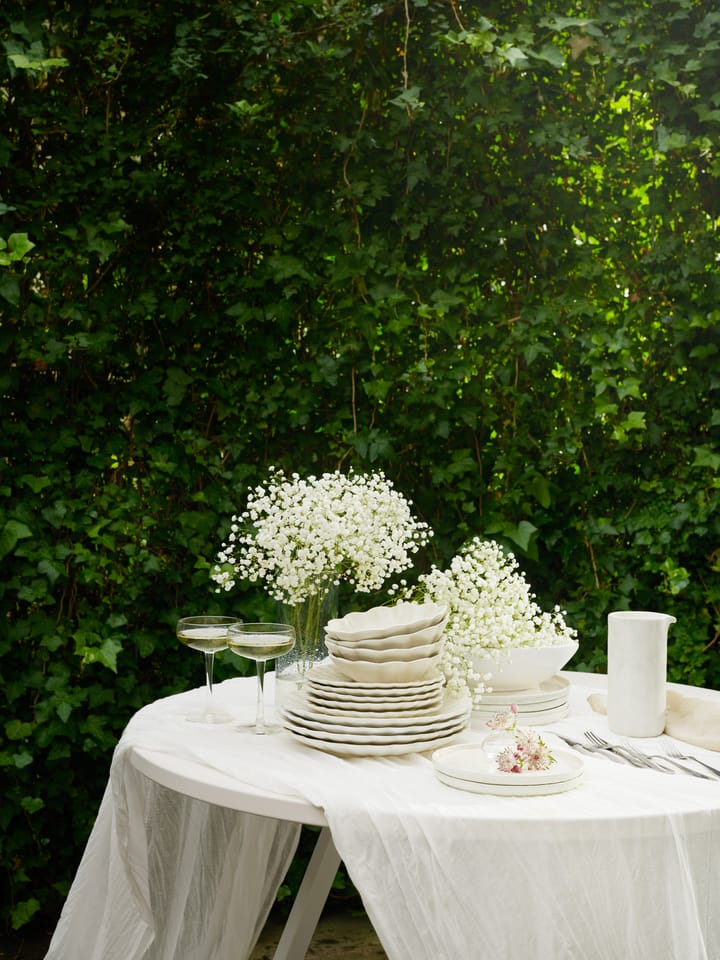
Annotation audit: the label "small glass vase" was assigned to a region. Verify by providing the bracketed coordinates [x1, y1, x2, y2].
[275, 585, 338, 706]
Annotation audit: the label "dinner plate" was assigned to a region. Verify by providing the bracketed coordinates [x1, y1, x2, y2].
[307, 690, 445, 713]
[308, 661, 444, 693]
[286, 728, 466, 757]
[479, 676, 570, 707]
[303, 696, 448, 721]
[284, 691, 472, 730]
[432, 743, 583, 786]
[282, 713, 469, 743]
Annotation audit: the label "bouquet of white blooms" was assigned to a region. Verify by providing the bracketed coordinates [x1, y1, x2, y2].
[394, 537, 577, 701]
[212, 467, 431, 604]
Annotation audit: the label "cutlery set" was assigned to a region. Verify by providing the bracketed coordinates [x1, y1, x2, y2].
[554, 731, 720, 779]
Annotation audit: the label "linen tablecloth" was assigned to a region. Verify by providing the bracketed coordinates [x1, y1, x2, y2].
[46, 674, 720, 960]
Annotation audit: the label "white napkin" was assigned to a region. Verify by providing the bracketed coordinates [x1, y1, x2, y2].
[588, 690, 720, 751]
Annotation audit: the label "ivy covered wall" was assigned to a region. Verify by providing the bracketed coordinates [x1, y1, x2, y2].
[1, 0, 718, 931]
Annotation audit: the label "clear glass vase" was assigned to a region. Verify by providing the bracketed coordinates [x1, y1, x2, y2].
[274, 585, 339, 705]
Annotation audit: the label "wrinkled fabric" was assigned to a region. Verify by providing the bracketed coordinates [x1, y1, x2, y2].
[47, 675, 720, 960]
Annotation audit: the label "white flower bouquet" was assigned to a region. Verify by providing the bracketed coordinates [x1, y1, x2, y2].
[396, 537, 577, 701]
[212, 467, 431, 605]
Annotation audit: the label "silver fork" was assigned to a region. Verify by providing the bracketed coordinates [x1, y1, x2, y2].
[666, 746, 720, 779]
[584, 732, 677, 773]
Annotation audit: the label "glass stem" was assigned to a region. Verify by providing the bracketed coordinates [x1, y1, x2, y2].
[255, 661, 266, 734]
[203, 651, 215, 717]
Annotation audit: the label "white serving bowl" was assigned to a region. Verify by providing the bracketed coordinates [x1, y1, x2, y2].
[325, 638, 443, 663]
[472, 642, 579, 692]
[328, 652, 443, 684]
[326, 602, 447, 642]
[325, 618, 447, 650]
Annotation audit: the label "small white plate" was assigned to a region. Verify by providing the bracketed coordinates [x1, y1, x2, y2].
[432, 743, 583, 785]
[435, 769, 583, 796]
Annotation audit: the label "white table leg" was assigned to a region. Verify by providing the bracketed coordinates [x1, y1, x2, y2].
[272, 827, 341, 960]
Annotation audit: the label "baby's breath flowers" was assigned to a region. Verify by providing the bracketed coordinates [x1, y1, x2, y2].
[212, 468, 431, 604]
[393, 537, 576, 703]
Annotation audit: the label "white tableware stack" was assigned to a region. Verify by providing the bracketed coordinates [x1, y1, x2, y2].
[471, 642, 579, 728]
[278, 602, 473, 756]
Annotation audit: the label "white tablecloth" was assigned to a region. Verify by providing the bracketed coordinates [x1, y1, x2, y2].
[46, 673, 720, 960]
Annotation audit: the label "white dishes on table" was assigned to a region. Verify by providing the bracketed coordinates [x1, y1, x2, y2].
[326, 601, 447, 642]
[279, 659, 471, 756]
[432, 742, 584, 796]
[307, 661, 445, 711]
[473, 642, 578, 691]
[471, 676, 570, 728]
[325, 601, 448, 684]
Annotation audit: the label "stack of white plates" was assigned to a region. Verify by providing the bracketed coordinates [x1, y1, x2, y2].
[324, 601, 448, 684]
[432, 742, 584, 796]
[471, 676, 570, 728]
[279, 661, 471, 756]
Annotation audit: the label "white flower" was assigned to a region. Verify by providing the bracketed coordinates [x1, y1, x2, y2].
[398, 537, 576, 703]
[211, 468, 431, 604]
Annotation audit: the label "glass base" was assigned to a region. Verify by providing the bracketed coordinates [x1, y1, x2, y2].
[236, 718, 284, 735]
[185, 709, 234, 724]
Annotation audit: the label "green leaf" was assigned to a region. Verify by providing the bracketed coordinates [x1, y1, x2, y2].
[0, 520, 32, 560]
[11, 898, 40, 931]
[691, 446, 720, 471]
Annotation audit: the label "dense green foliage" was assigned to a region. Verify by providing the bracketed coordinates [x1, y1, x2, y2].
[1, 0, 718, 932]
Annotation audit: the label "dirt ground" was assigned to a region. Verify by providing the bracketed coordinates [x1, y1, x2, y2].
[1, 901, 387, 960]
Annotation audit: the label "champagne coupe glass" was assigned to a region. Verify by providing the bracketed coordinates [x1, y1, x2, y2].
[176, 615, 239, 723]
[228, 622, 296, 734]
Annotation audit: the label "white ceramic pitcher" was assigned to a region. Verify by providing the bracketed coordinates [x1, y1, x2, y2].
[607, 611, 676, 737]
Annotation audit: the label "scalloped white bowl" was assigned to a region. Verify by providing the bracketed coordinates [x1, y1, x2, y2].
[326, 602, 447, 642]
[473, 642, 579, 692]
[325, 618, 447, 650]
[325, 638, 443, 663]
[328, 652, 443, 684]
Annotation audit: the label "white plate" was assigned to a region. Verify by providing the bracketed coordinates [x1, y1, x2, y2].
[329, 653, 442, 684]
[479, 675, 570, 706]
[284, 692, 472, 729]
[308, 692, 444, 714]
[308, 688, 444, 711]
[471, 702, 569, 727]
[304, 696, 448, 721]
[432, 743, 583, 785]
[285, 727, 466, 757]
[282, 713, 469, 743]
[309, 661, 444, 692]
[435, 769, 583, 796]
[326, 602, 448, 641]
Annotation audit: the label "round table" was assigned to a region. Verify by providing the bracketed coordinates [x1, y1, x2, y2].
[47, 671, 720, 960]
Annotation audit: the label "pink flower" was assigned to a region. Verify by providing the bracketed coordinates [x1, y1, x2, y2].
[486, 703, 519, 733]
[494, 727, 556, 773]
